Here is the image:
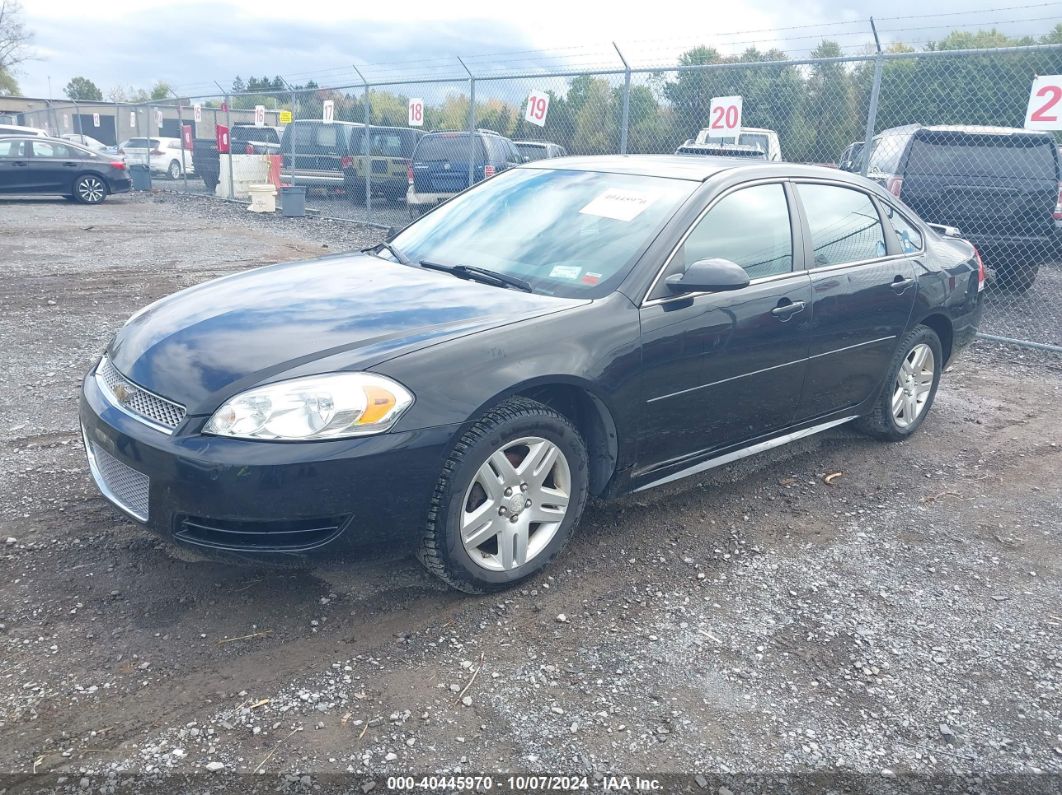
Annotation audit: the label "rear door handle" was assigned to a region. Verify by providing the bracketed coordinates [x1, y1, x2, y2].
[891, 276, 916, 293]
[13, 161, 27, 167]
[63, 161, 78, 168]
[771, 299, 807, 321]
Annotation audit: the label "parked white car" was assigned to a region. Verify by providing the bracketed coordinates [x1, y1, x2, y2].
[0, 123, 49, 138]
[694, 126, 782, 161]
[118, 137, 194, 179]
[62, 133, 111, 152]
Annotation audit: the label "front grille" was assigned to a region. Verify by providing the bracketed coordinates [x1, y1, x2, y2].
[175, 515, 348, 552]
[83, 433, 150, 521]
[96, 357, 186, 432]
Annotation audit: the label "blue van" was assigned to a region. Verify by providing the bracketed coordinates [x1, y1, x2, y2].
[406, 129, 522, 218]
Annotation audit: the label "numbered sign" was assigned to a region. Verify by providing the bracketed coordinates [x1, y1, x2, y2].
[707, 95, 743, 138]
[155, 109, 163, 128]
[525, 89, 550, 127]
[92, 112, 100, 128]
[129, 111, 137, 127]
[408, 98, 424, 127]
[193, 103, 202, 123]
[1025, 75, 1062, 130]
[181, 124, 193, 150]
[254, 105, 266, 127]
[322, 100, 334, 124]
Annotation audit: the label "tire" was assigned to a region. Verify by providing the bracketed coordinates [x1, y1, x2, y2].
[855, 325, 943, 442]
[417, 397, 589, 593]
[993, 260, 1039, 293]
[167, 160, 182, 180]
[202, 174, 218, 192]
[73, 174, 108, 205]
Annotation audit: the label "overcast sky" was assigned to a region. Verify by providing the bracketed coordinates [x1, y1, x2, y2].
[15, 0, 1062, 98]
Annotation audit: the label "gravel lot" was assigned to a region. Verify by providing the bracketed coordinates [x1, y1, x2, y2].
[0, 192, 1059, 793]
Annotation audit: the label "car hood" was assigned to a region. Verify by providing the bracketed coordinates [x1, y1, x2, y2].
[108, 253, 582, 413]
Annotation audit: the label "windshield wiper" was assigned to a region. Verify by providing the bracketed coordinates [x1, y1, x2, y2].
[363, 241, 410, 265]
[419, 260, 533, 293]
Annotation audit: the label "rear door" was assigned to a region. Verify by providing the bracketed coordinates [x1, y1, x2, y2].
[899, 130, 1059, 244]
[413, 134, 484, 193]
[791, 181, 918, 420]
[26, 139, 82, 192]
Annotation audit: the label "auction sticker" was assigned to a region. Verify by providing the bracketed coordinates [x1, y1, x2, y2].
[580, 189, 654, 222]
[549, 265, 581, 280]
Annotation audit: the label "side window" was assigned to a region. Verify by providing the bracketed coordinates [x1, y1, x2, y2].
[678, 183, 794, 279]
[0, 139, 25, 157]
[799, 184, 887, 268]
[31, 141, 71, 158]
[868, 132, 907, 174]
[882, 204, 923, 254]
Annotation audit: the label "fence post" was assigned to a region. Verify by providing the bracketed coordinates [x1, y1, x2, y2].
[354, 65, 371, 222]
[860, 18, 884, 176]
[176, 99, 188, 192]
[458, 57, 475, 190]
[614, 42, 631, 155]
[279, 78, 298, 190]
[225, 95, 234, 199]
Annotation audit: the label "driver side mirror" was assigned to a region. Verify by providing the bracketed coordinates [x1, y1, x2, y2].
[665, 258, 750, 294]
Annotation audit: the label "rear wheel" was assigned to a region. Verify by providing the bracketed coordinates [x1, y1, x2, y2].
[73, 174, 108, 205]
[856, 325, 942, 441]
[418, 398, 589, 593]
[993, 260, 1040, 293]
[167, 160, 182, 180]
[202, 174, 218, 192]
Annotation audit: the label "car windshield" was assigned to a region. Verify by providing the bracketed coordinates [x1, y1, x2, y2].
[391, 167, 696, 298]
[517, 144, 548, 161]
[907, 132, 1058, 178]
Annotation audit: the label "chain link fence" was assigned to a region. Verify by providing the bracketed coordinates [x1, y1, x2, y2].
[10, 41, 1062, 351]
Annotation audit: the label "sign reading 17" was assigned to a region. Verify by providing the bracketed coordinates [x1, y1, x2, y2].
[1026, 76, 1062, 130]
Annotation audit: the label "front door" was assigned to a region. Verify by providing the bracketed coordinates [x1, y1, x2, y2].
[0, 138, 32, 193]
[636, 182, 812, 486]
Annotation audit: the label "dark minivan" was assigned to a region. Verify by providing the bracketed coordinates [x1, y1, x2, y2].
[342, 125, 423, 204]
[866, 124, 1062, 291]
[407, 129, 522, 217]
[280, 120, 360, 188]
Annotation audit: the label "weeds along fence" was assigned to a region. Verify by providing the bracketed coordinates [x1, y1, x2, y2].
[15, 41, 1062, 352]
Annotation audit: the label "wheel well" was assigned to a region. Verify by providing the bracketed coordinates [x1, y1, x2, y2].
[516, 384, 618, 497]
[918, 313, 953, 364]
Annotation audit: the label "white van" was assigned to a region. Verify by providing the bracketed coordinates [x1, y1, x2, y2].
[695, 126, 782, 161]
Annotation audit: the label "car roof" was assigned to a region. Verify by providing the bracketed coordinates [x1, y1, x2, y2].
[514, 140, 550, 146]
[520, 154, 777, 181]
[521, 154, 891, 188]
[878, 123, 1052, 138]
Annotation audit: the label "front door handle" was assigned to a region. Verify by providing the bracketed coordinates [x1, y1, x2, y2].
[12, 161, 28, 167]
[771, 299, 807, 321]
[891, 276, 916, 294]
[63, 161, 78, 168]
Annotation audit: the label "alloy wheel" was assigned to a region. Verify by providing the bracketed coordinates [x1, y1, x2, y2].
[892, 343, 935, 429]
[77, 177, 105, 204]
[460, 436, 571, 572]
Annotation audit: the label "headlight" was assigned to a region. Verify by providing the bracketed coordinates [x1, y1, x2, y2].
[204, 373, 414, 440]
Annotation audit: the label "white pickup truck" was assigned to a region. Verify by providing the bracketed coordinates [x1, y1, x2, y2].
[694, 127, 782, 161]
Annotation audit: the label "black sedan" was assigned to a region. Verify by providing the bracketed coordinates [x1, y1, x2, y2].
[80, 156, 984, 592]
[0, 136, 130, 203]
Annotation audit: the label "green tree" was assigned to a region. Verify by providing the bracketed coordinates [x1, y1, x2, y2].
[63, 76, 103, 101]
[0, 0, 32, 96]
[805, 41, 857, 163]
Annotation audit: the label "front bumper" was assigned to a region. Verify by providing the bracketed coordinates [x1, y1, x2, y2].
[79, 365, 459, 561]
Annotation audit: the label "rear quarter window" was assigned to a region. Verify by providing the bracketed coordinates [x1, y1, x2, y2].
[868, 131, 911, 174]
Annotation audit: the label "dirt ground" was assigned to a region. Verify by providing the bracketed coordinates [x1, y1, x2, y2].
[0, 193, 1059, 793]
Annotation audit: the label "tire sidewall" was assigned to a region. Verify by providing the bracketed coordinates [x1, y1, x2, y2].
[437, 412, 588, 590]
[75, 175, 107, 204]
[168, 161, 181, 179]
[882, 327, 943, 438]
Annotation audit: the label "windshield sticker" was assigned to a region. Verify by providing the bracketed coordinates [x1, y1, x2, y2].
[549, 265, 582, 280]
[581, 272, 602, 286]
[579, 189, 655, 222]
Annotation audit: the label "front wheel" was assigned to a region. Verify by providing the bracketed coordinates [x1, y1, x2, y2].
[418, 398, 589, 593]
[168, 160, 182, 180]
[856, 325, 942, 441]
[73, 174, 108, 204]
